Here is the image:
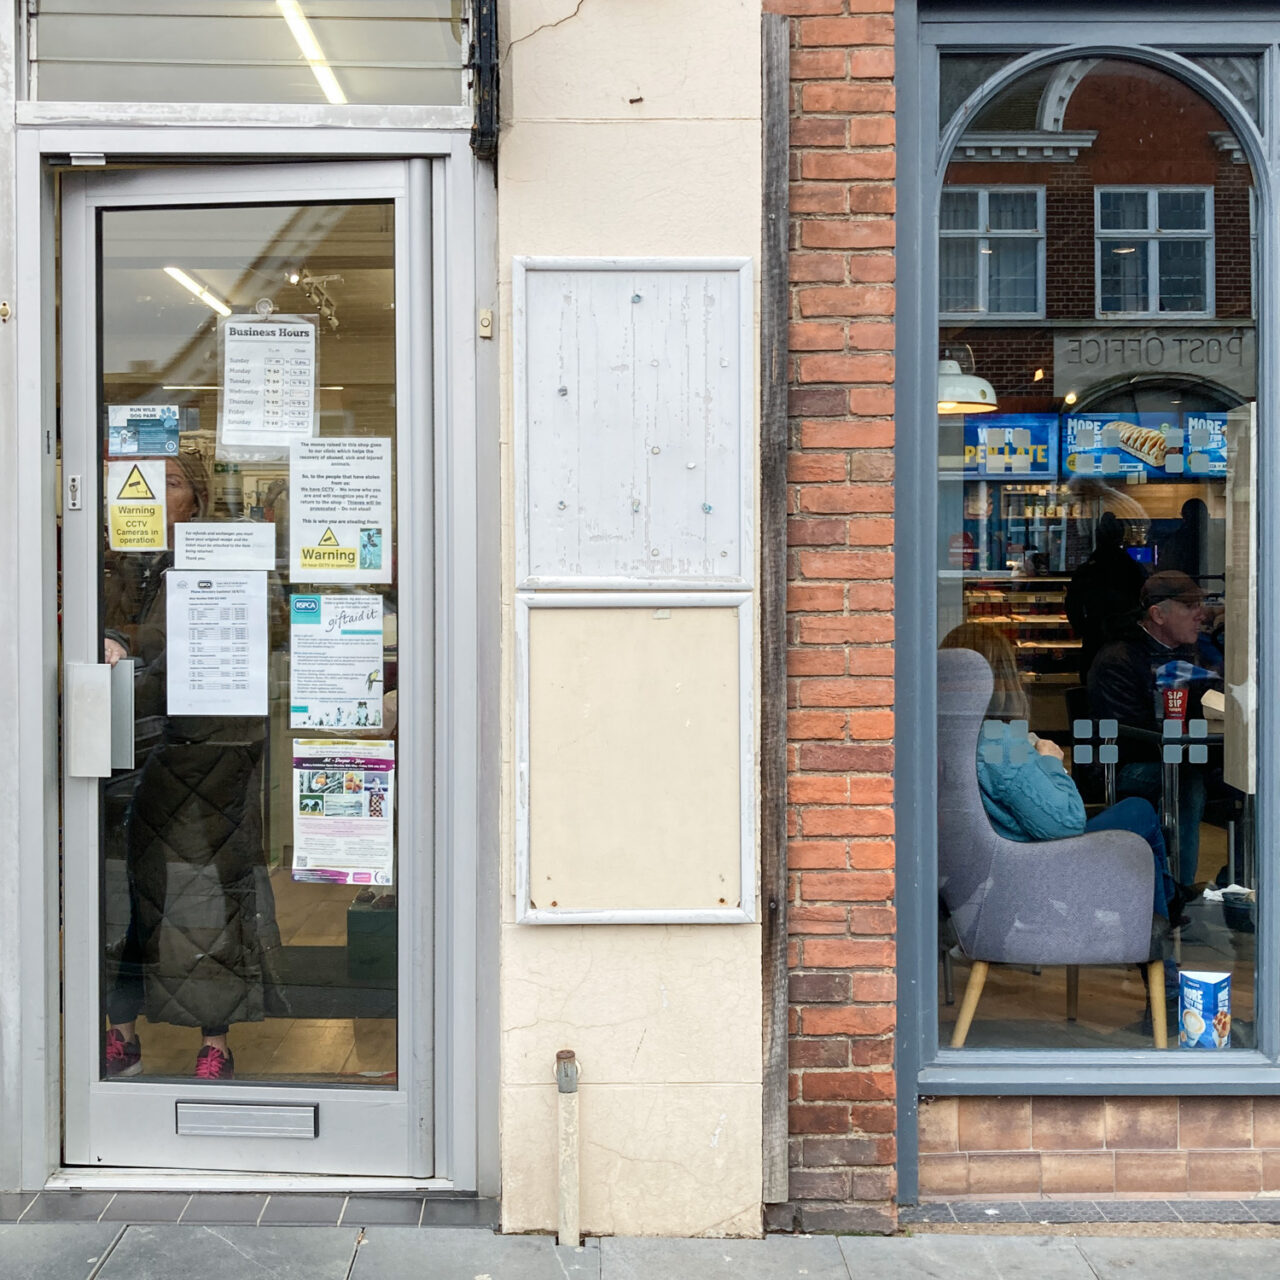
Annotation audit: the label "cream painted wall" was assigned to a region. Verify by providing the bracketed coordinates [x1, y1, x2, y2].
[496, 0, 763, 1238]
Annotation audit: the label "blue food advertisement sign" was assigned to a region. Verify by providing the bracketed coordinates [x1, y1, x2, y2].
[962, 413, 1059, 479]
[1063, 411, 1228, 479]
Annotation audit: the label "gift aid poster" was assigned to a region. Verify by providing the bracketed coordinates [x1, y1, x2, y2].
[107, 460, 167, 550]
[289, 438, 392, 584]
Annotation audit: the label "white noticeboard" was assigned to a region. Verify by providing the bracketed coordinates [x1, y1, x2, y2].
[219, 314, 316, 459]
[290, 593, 384, 729]
[514, 258, 753, 589]
[289, 437, 392, 584]
[165, 570, 268, 717]
[515, 593, 756, 924]
[293, 739, 395, 885]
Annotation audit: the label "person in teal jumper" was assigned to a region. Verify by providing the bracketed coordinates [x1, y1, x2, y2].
[940, 622, 1176, 924]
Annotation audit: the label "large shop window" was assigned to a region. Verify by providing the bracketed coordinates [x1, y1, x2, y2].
[936, 58, 1258, 1052]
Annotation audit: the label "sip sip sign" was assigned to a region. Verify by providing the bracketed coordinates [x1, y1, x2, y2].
[962, 413, 1058, 480]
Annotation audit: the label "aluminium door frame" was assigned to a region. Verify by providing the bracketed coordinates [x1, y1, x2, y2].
[5, 127, 497, 1193]
[62, 160, 432, 1177]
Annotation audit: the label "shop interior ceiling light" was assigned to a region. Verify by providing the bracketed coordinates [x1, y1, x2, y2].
[277, 0, 347, 105]
[163, 266, 232, 318]
[937, 358, 998, 414]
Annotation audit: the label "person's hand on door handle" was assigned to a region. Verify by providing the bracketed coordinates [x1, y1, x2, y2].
[104, 637, 127, 667]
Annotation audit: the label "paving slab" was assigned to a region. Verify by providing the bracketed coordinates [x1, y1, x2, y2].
[838, 1234, 1097, 1279]
[0, 1192, 37, 1222]
[0, 1222, 123, 1280]
[601, 1233, 850, 1280]
[1174, 1200, 1258, 1223]
[349, 1227, 599, 1279]
[101, 1192, 191, 1223]
[94, 1224, 360, 1280]
[950, 1201, 1033, 1223]
[1075, 1236, 1280, 1279]
[1023, 1202, 1106, 1224]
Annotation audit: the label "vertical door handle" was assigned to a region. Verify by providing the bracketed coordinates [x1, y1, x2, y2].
[65, 663, 112, 777]
[66, 661, 135, 777]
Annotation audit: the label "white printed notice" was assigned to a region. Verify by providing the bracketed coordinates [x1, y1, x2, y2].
[289, 437, 392, 584]
[174, 522, 276, 571]
[293, 739, 395, 885]
[219, 315, 316, 458]
[290, 593, 384, 729]
[165, 571, 268, 717]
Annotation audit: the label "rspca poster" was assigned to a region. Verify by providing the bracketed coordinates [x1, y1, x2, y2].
[290, 593, 384, 730]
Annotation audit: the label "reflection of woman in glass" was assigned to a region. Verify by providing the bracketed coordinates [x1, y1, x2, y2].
[103, 451, 281, 1081]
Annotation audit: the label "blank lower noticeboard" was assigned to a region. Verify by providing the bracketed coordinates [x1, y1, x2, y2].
[515, 259, 752, 588]
[522, 604, 749, 918]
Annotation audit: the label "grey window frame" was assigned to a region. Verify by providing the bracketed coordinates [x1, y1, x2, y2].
[896, 1, 1280, 1206]
[1094, 185, 1216, 317]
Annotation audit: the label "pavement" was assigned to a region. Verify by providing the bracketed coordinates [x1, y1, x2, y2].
[2, 1223, 1280, 1279]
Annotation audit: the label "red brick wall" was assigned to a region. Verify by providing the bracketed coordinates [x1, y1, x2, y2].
[765, 0, 898, 1236]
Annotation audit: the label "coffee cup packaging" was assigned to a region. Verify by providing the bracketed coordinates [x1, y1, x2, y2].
[1178, 971, 1231, 1049]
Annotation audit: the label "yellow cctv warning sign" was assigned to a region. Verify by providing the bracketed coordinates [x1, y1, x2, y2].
[117, 465, 156, 500]
[299, 525, 357, 572]
[107, 460, 167, 551]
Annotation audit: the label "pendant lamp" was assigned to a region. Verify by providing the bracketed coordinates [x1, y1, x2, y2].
[937, 358, 997, 414]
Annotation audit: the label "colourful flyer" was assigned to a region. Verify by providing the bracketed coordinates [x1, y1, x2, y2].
[292, 739, 395, 886]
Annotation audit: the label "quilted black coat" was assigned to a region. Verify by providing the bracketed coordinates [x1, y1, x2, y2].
[107, 551, 282, 1030]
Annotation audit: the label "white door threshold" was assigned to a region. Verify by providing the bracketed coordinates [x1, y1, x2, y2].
[47, 1169, 458, 1193]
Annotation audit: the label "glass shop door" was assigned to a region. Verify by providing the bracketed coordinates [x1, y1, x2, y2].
[59, 162, 433, 1175]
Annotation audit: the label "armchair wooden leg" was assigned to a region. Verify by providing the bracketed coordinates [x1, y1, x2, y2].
[1147, 960, 1168, 1049]
[950, 960, 989, 1048]
[1066, 966, 1079, 1022]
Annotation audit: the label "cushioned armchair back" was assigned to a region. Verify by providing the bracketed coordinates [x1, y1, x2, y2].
[937, 648, 1154, 966]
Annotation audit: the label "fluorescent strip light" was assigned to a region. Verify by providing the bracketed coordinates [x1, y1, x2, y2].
[163, 267, 232, 318]
[277, 0, 347, 105]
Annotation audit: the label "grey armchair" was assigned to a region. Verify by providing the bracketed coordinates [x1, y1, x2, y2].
[937, 648, 1167, 1048]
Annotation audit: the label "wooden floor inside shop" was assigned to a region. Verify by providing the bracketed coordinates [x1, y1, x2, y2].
[124, 872, 398, 1084]
[938, 824, 1256, 1050]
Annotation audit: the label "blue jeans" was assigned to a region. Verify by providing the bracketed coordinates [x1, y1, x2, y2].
[1117, 762, 1205, 887]
[1085, 796, 1176, 920]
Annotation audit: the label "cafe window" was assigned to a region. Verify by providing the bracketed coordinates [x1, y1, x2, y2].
[940, 187, 1045, 319]
[936, 57, 1257, 1053]
[1096, 188, 1215, 317]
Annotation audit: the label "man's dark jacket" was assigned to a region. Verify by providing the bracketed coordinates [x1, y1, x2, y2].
[1087, 625, 1217, 762]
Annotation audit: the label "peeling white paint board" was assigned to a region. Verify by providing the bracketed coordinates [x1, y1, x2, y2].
[516, 595, 755, 922]
[515, 258, 752, 589]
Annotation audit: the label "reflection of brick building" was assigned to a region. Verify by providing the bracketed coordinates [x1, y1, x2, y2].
[942, 60, 1254, 414]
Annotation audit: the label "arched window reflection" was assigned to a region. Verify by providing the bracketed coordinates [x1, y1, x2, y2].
[936, 59, 1257, 1051]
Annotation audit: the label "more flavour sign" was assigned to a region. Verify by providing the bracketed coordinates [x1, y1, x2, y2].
[1063, 412, 1228, 479]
